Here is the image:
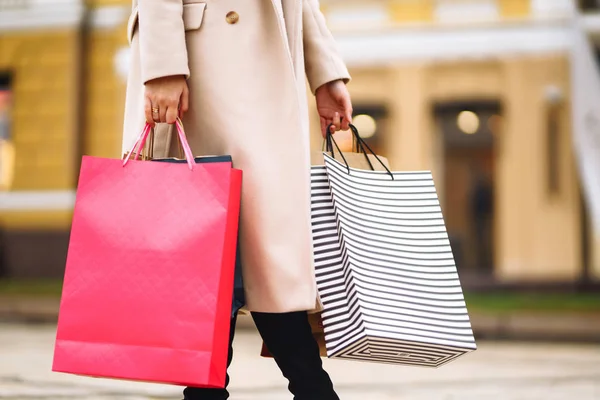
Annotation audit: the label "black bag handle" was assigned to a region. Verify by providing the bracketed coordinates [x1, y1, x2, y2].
[324, 124, 372, 170]
[324, 122, 394, 180]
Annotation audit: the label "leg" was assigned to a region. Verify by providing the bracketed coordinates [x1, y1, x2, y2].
[252, 311, 339, 400]
[183, 312, 238, 400]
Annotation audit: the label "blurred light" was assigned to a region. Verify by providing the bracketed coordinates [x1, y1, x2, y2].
[544, 84, 564, 105]
[353, 114, 377, 138]
[114, 47, 131, 83]
[457, 111, 479, 134]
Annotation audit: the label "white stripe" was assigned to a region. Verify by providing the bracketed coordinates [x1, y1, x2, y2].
[334, 21, 573, 67]
[0, 0, 84, 32]
[89, 5, 130, 29]
[0, 191, 76, 211]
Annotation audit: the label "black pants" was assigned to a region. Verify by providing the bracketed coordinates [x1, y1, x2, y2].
[183, 311, 339, 400]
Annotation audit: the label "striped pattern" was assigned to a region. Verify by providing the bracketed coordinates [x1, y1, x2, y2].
[311, 154, 476, 368]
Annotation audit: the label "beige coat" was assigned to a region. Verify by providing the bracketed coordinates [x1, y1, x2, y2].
[122, 0, 350, 312]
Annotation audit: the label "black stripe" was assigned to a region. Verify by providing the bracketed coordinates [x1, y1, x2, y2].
[324, 157, 433, 180]
[345, 244, 454, 263]
[346, 252, 457, 270]
[350, 282, 467, 310]
[363, 345, 456, 359]
[339, 231, 452, 256]
[363, 337, 470, 352]
[349, 270, 463, 292]
[364, 325, 476, 342]
[364, 338, 466, 355]
[316, 252, 459, 284]
[358, 313, 474, 336]
[328, 215, 449, 237]
[324, 180, 439, 203]
[326, 171, 435, 190]
[322, 178, 439, 204]
[331, 195, 443, 218]
[315, 221, 450, 246]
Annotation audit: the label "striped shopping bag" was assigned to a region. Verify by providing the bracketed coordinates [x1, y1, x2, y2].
[312, 129, 476, 368]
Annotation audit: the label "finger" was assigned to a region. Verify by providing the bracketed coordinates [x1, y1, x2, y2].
[333, 112, 341, 132]
[144, 96, 155, 127]
[320, 116, 328, 138]
[166, 105, 179, 124]
[341, 119, 350, 131]
[153, 107, 161, 123]
[179, 85, 189, 119]
[158, 98, 168, 123]
[342, 105, 352, 131]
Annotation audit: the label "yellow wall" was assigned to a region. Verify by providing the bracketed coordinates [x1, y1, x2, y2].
[498, 56, 580, 281]
[84, 19, 128, 158]
[0, 30, 81, 190]
[0, 4, 129, 227]
[389, 0, 434, 23]
[324, 0, 533, 25]
[499, 0, 531, 18]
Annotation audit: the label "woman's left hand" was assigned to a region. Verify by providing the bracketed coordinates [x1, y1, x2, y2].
[315, 80, 353, 137]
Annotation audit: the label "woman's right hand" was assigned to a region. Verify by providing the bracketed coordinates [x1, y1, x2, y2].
[144, 75, 189, 126]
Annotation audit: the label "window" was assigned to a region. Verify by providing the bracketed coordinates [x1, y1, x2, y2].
[546, 104, 561, 195]
[580, 0, 600, 11]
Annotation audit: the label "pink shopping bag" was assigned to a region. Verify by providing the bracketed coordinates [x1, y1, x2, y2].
[52, 120, 242, 388]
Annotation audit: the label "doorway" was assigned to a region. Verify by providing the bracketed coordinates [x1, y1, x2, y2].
[434, 100, 501, 278]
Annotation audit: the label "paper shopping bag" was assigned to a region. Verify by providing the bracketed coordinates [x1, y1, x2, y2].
[314, 129, 476, 367]
[53, 120, 242, 388]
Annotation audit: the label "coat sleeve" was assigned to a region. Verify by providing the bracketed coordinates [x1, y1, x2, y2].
[138, 0, 189, 83]
[302, 0, 351, 94]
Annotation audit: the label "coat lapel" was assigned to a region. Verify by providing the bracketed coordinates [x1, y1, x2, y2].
[270, 0, 299, 68]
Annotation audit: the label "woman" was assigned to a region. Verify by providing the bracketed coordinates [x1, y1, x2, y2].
[122, 1, 353, 398]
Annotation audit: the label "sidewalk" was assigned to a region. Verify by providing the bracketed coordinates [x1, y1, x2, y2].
[4, 324, 600, 400]
[1, 295, 600, 342]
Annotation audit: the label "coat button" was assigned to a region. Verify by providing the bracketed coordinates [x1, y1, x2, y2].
[226, 11, 239, 24]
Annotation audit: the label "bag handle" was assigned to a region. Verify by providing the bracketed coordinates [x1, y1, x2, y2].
[325, 123, 394, 180]
[123, 123, 151, 163]
[325, 124, 374, 171]
[123, 118, 195, 170]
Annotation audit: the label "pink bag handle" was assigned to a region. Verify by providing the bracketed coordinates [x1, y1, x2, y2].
[122, 124, 151, 164]
[175, 118, 196, 169]
[123, 118, 195, 170]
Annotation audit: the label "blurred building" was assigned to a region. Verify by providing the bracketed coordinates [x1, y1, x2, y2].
[308, 0, 600, 287]
[0, 0, 599, 287]
[0, 0, 129, 276]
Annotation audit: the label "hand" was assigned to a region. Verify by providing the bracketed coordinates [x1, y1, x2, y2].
[315, 80, 353, 137]
[144, 75, 189, 126]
